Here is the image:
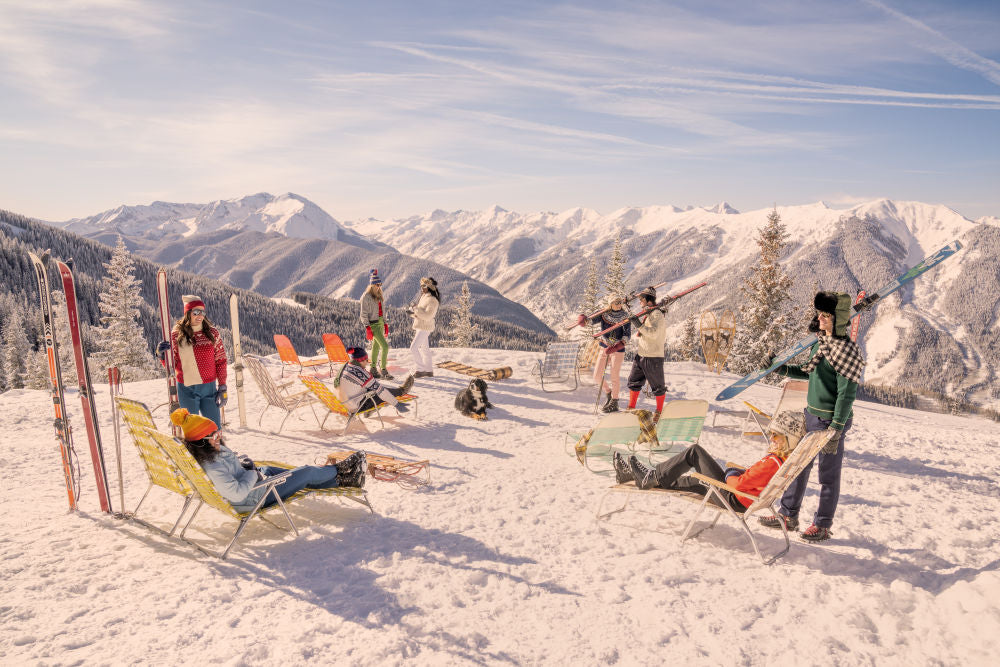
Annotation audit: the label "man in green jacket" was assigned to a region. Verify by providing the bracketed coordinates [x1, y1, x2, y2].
[759, 291, 864, 542]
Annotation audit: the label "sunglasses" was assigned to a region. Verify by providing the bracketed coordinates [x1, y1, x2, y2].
[190, 308, 206, 316]
[816, 311, 833, 319]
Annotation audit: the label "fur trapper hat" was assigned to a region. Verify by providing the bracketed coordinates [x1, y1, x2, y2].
[812, 291, 852, 337]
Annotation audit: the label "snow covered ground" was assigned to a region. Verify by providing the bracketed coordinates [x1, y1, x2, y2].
[2, 350, 999, 665]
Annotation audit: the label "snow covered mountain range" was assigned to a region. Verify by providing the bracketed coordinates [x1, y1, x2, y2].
[59, 192, 366, 244]
[56, 194, 1000, 406]
[346, 200, 999, 407]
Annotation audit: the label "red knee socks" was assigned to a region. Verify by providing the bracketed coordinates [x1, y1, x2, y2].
[628, 390, 639, 409]
[655, 394, 665, 413]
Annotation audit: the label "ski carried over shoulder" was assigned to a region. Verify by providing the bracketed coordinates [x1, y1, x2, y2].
[229, 293, 247, 427]
[156, 269, 183, 438]
[594, 281, 708, 338]
[29, 251, 80, 511]
[565, 281, 669, 330]
[849, 290, 866, 342]
[56, 259, 113, 513]
[715, 240, 963, 401]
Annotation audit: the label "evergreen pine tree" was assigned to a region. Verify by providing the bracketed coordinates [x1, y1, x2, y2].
[25, 348, 49, 390]
[447, 281, 477, 347]
[728, 208, 797, 376]
[2, 307, 30, 390]
[679, 312, 702, 362]
[578, 255, 602, 340]
[93, 236, 159, 380]
[606, 234, 628, 302]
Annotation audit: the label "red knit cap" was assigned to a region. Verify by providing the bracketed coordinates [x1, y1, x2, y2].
[182, 294, 206, 314]
[170, 408, 218, 441]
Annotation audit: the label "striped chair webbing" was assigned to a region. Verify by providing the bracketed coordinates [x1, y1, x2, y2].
[299, 375, 352, 417]
[244, 355, 300, 410]
[115, 397, 192, 496]
[539, 342, 581, 380]
[655, 416, 706, 444]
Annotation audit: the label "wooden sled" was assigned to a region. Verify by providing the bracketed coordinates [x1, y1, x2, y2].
[324, 451, 430, 489]
[435, 360, 513, 381]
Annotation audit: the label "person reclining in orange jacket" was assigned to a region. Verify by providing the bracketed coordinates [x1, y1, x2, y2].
[614, 410, 806, 512]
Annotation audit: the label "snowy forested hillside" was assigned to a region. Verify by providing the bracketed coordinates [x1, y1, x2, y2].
[54, 194, 554, 335]
[347, 200, 1000, 408]
[2, 352, 998, 664]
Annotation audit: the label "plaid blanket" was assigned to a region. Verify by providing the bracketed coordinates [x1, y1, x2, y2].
[801, 336, 866, 384]
[574, 409, 659, 465]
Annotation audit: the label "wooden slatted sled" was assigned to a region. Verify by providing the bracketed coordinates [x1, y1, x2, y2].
[324, 451, 430, 489]
[435, 360, 513, 381]
[144, 428, 373, 559]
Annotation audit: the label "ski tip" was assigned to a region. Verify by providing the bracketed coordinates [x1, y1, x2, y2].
[715, 388, 738, 401]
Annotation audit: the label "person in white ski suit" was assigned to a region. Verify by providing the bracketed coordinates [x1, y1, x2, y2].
[334, 346, 413, 413]
[408, 277, 440, 377]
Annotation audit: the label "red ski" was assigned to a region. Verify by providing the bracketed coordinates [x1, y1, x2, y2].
[593, 281, 708, 338]
[28, 251, 79, 511]
[850, 290, 866, 342]
[565, 281, 669, 330]
[157, 269, 183, 438]
[56, 259, 113, 513]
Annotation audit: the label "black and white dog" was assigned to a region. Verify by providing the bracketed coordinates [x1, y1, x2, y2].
[454, 378, 493, 421]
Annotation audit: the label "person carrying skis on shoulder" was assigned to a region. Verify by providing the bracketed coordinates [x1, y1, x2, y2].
[577, 295, 630, 412]
[360, 268, 393, 379]
[758, 291, 864, 543]
[156, 295, 227, 427]
[624, 286, 668, 420]
[333, 346, 414, 414]
[408, 276, 440, 378]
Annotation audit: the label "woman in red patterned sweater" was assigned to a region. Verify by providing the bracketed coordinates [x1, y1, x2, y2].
[613, 410, 806, 512]
[157, 295, 228, 428]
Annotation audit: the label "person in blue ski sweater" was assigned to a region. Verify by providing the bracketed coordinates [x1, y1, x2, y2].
[171, 408, 366, 511]
[577, 295, 631, 413]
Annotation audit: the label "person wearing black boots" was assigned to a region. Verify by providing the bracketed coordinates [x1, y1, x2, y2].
[624, 286, 668, 420]
[758, 291, 864, 542]
[577, 295, 631, 413]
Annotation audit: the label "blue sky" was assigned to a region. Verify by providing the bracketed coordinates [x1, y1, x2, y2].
[0, 0, 997, 222]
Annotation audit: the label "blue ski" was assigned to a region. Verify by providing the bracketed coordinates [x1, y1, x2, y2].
[715, 240, 963, 401]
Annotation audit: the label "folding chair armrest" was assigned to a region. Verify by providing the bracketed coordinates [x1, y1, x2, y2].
[742, 401, 769, 417]
[688, 472, 760, 503]
[251, 467, 299, 491]
[725, 461, 748, 470]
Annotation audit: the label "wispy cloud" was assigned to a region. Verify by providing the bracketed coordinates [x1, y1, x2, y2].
[863, 0, 1000, 87]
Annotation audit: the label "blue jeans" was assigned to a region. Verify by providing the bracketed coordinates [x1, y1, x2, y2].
[779, 410, 851, 528]
[178, 381, 221, 428]
[255, 465, 340, 509]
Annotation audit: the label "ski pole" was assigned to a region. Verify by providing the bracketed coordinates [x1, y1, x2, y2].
[109, 367, 126, 517]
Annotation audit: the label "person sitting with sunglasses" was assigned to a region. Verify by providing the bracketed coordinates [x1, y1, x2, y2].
[171, 408, 366, 513]
[155, 295, 229, 427]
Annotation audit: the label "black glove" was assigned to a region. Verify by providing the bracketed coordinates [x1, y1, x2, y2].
[628, 315, 642, 328]
[156, 341, 170, 359]
[215, 384, 228, 407]
[237, 453, 255, 470]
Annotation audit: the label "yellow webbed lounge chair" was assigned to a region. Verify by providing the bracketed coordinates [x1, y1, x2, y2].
[115, 397, 195, 535]
[143, 428, 373, 559]
[299, 375, 417, 435]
